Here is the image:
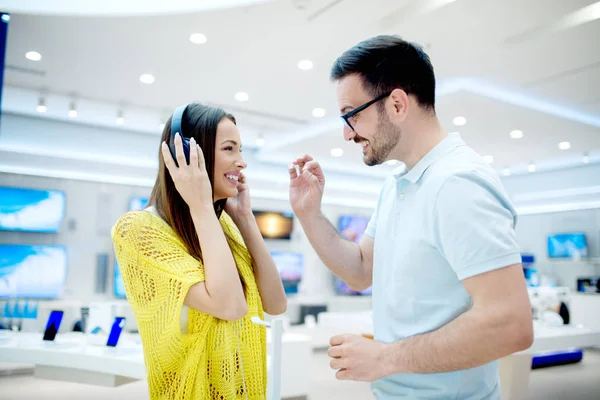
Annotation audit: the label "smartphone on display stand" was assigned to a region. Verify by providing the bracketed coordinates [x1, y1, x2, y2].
[106, 317, 126, 347]
[43, 310, 64, 341]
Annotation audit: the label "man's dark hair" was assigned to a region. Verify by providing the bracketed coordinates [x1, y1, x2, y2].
[330, 35, 436, 111]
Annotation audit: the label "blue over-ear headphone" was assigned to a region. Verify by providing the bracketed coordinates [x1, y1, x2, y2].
[169, 104, 191, 167]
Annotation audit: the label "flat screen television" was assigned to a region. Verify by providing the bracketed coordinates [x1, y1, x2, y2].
[0, 244, 67, 299]
[548, 233, 588, 260]
[271, 251, 303, 294]
[335, 215, 372, 295]
[114, 260, 126, 298]
[0, 186, 66, 233]
[129, 197, 149, 211]
[254, 211, 294, 240]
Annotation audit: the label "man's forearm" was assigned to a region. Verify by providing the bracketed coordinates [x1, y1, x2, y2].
[298, 212, 369, 289]
[386, 305, 533, 374]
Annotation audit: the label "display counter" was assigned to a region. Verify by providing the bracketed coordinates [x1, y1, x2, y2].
[0, 330, 312, 399]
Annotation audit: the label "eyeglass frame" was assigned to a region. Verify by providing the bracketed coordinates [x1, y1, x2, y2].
[340, 90, 393, 132]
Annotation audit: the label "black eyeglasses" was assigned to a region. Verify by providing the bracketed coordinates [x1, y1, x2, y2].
[341, 91, 392, 132]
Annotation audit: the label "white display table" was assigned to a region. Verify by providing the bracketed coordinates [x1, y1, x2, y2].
[0, 330, 312, 400]
[499, 322, 600, 400]
[299, 312, 600, 400]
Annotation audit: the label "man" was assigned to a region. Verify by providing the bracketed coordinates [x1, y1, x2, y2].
[288, 35, 533, 399]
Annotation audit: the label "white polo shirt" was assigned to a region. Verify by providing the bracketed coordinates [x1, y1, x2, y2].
[365, 133, 521, 399]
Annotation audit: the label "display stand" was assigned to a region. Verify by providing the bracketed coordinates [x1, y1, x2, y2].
[252, 317, 283, 400]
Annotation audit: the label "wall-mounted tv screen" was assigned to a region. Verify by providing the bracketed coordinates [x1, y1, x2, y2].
[254, 211, 294, 240]
[114, 260, 126, 298]
[336, 215, 372, 295]
[271, 251, 303, 294]
[0, 244, 67, 299]
[548, 233, 588, 260]
[129, 197, 149, 211]
[0, 186, 66, 233]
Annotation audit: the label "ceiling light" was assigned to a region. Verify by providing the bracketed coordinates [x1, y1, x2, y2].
[558, 141, 571, 150]
[140, 74, 155, 84]
[554, 1, 600, 31]
[528, 163, 536, 173]
[256, 136, 265, 147]
[1, 14, 10, 23]
[189, 33, 207, 44]
[159, 123, 166, 131]
[68, 101, 77, 118]
[483, 155, 494, 164]
[36, 97, 47, 113]
[452, 116, 466, 126]
[510, 130, 523, 139]
[583, 153, 589, 164]
[386, 160, 399, 166]
[116, 110, 124, 125]
[298, 60, 314, 70]
[26, 51, 42, 61]
[330, 148, 343, 157]
[235, 92, 249, 102]
[312, 108, 325, 118]
[503, 168, 511, 176]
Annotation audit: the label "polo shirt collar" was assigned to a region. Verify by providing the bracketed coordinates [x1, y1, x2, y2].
[393, 132, 466, 183]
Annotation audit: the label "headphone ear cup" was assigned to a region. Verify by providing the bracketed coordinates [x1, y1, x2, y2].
[182, 137, 191, 165]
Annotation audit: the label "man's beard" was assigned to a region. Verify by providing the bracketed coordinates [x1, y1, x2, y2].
[363, 113, 401, 166]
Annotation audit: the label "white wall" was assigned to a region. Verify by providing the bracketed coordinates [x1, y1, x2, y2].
[500, 165, 600, 290]
[515, 210, 600, 289]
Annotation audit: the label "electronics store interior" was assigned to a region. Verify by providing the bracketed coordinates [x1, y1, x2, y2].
[0, 1, 599, 399]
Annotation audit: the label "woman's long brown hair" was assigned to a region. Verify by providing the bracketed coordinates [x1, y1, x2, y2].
[148, 103, 236, 262]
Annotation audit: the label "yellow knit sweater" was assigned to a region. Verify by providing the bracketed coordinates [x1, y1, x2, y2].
[111, 210, 266, 399]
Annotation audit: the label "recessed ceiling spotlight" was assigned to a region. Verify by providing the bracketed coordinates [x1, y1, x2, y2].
[159, 123, 166, 131]
[503, 168, 511, 176]
[453, 116, 466, 126]
[558, 141, 571, 150]
[235, 92, 249, 102]
[26, 51, 42, 61]
[298, 60, 314, 70]
[116, 110, 125, 125]
[312, 108, 325, 118]
[510, 130, 523, 139]
[528, 163, 536, 173]
[330, 148, 343, 157]
[68, 101, 77, 118]
[483, 155, 494, 164]
[189, 33, 207, 44]
[140, 74, 155, 84]
[583, 153, 589, 164]
[36, 98, 47, 113]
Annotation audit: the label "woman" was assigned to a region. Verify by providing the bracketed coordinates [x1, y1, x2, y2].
[112, 103, 287, 399]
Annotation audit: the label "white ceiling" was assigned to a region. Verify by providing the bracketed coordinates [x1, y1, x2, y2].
[2, 0, 600, 177]
[1, 0, 274, 16]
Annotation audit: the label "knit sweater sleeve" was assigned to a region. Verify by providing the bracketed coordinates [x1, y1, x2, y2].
[111, 211, 204, 333]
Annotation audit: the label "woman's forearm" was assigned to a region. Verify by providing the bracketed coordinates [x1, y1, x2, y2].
[191, 207, 246, 309]
[233, 214, 287, 315]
